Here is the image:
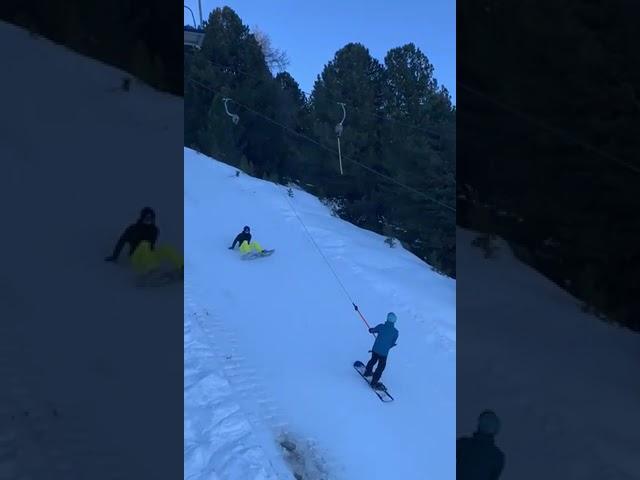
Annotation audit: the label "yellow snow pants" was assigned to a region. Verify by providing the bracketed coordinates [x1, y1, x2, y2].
[239, 240, 263, 254]
[131, 241, 183, 274]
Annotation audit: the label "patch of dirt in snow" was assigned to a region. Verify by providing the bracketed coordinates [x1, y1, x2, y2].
[278, 433, 334, 480]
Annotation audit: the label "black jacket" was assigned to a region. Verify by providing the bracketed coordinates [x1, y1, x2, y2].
[230, 231, 251, 249]
[109, 221, 159, 260]
[456, 432, 505, 480]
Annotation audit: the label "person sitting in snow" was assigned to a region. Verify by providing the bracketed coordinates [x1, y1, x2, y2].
[457, 410, 505, 480]
[228, 225, 265, 254]
[361, 311, 399, 389]
[105, 206, 183, 277]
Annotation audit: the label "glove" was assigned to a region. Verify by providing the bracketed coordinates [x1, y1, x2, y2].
[353, 304, 359, 311]
[368, 328, 374, 334]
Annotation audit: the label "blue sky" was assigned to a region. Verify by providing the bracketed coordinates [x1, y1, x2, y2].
[185, 0, 455, 103]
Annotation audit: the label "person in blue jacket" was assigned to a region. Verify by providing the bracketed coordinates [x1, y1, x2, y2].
[363, 312, 399, 388]
[457, 410, 505, 480]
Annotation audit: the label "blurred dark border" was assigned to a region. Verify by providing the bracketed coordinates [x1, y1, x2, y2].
[0, 1, 183, 95]
[458, 1, 640, 331]
[457, 0, 640, 477]
[0, 1, 184, 478]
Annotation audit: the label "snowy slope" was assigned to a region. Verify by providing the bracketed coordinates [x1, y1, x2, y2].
[457, 228, 640, 479]
[0, 22, 183, 478]
[184, 148, 456, 480]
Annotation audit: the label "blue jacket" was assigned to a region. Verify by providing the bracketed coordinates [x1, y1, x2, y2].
[370, 321, 399, 356]
[456, 432, 505, 480]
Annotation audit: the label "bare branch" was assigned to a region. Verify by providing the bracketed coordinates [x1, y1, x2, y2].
[252, 25, 290, 72]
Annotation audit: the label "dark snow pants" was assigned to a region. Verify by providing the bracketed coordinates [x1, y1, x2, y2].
[364, 352, 387, 384]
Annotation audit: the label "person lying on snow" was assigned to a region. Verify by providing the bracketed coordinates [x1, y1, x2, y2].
[228, 225, 265, 254]
[105, 206, 183, 277]
[362, 311, 399, 389]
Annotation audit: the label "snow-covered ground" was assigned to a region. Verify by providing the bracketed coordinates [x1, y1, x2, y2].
[457, 228, 640, 479]
[184, 148, 456, 480]
[0, 22, 183, 478]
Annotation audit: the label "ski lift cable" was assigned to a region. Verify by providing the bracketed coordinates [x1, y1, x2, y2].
[190, 63, 450, 192]
[280, 188, 372, 330]
[458, 82, 640, 176]
[229, 101, 455, 211]
[199, 59, 444, 138]
[233, 95, 456, 212]
[187, 76, 456, 213]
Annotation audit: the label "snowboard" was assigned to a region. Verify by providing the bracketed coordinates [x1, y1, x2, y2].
[241, 249, 275, 261]
[135, 267, 183, 287]
[353, 361, 394, 402]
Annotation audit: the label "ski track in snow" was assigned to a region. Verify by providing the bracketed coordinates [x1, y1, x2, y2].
[184, 281, 342, 480]
[184, 285, 290, 480]
[184, 148, 456, 480]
